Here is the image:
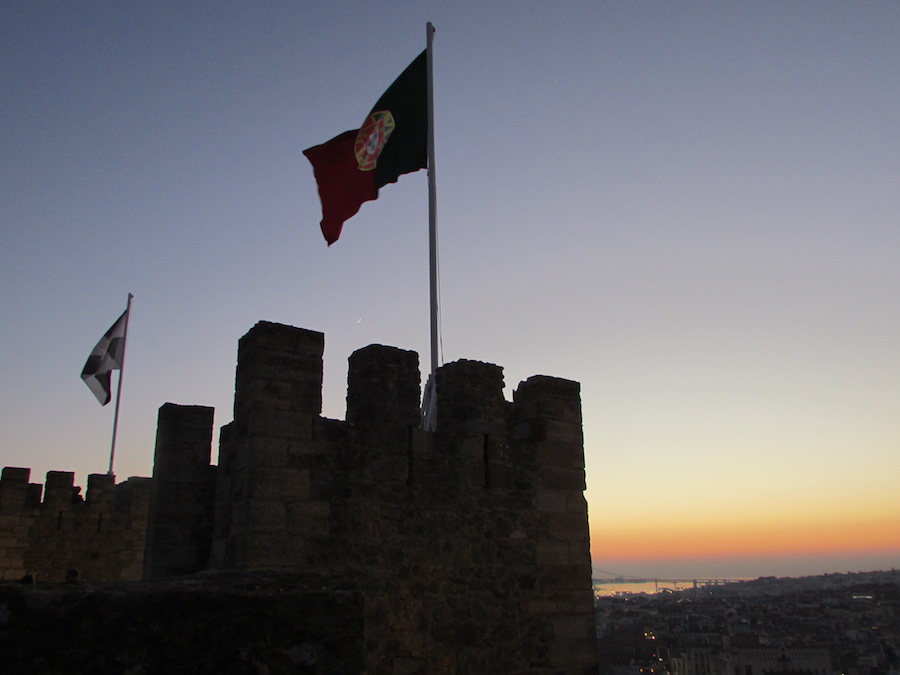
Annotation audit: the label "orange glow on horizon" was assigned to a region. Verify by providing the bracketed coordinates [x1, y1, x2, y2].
[591, 515, 900, 562]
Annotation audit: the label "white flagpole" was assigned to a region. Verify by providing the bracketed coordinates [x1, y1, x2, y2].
[426, 22, 439, 377]
[108, 292, 133, 476]
[422, 22, 440, 430]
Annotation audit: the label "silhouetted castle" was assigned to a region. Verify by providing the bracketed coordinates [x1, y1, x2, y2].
[0, 321, 597, 674]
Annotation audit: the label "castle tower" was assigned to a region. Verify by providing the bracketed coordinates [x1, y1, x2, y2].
[200, 321, 597, 673]
[143, 403, 217, 579]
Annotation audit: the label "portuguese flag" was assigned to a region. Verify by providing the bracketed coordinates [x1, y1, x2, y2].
[304, 51, 427, 245]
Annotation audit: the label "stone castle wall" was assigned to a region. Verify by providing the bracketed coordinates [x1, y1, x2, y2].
[1, 320, 597, 674]
[145, 321, 597, 674]
[0, 571, 366, 674]
[0, 467, 150, 582]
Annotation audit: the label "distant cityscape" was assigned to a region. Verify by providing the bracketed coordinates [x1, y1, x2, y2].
[593, 565, 749, 579]
[594, 572, 745, 596]
[594, 569, 900, 675]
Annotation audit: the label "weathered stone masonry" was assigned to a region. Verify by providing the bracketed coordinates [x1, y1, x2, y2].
[0, 467, 150, 582]
[0, 320, 597, 674]
[198, 321, 596, 673]
[143, 402, 217, 580]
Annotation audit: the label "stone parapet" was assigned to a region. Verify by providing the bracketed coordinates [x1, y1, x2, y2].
[0, 571, 364, 674]
[0, 466, 151, 582]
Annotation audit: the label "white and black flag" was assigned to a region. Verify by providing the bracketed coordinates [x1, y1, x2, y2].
[81, 309, 128, 405]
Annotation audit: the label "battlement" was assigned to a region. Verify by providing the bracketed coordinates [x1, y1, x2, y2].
[144, 320, 596, 673]
[1, 320, 597, 673]
[198, 323, 588, 559]
[0, 466, 151, 582]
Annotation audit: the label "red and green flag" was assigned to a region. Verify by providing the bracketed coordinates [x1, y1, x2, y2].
[304, 51, 427, 245]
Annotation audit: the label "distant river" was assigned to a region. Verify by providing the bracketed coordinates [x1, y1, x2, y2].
[593, 580, 727, 596]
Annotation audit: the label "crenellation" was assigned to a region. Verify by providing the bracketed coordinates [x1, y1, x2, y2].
[0, 466, 30, 484]
[0, 468, 33, 512]
[0, 467, 151, 581]
[86, 472, 115, 506]
[43, 470, 76, 506]
[2, 320, 596, 673]
[143, 403, 216, 580]
[346, 343, 420, 428]
[233, 321, 324, 417]
[435, 358, 508, 436]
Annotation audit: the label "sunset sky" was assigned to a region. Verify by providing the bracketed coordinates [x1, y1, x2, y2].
[2, 2, 898, 580]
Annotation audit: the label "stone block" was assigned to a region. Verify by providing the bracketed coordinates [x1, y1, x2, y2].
[286, 501, 331, 537]
[537, 466, 586, 491]
[287, 437, 324, 458]
[536, 563, 593, 591]
[487, 463, 515, 490]
[246, 466, 287, 500]
[236, 347, 323, 386]
[25, 484, 42, 506]
[246, 438, 290, 468]
[546, 512, 590, 540]
[241, 531, 290, 566]
[246, 499, 287, 532]
[281, 470, 312, 502]
[535, 487, 568, 513]
[235, 373, 321, 419]
[233, 378, 294, 412]
[533, 441, 585, 469]
[540, 418, 584, 445]
[0, 479, 28, 509]
[526, 598, 560, 614]
[369, 456, 409, 484]
[565, 589, 596, 614]
[551, 614, 596, 640]
[547, 637, 599, 669]
[566, 491, 588, 513]
[536, 540, 571, 566]
[245, 409, 314, 440]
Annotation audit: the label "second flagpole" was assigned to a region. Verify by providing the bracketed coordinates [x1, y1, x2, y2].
[108, 292, 133, 475]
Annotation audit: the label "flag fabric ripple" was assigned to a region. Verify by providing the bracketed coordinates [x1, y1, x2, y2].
[81, 310, 127, 405]
[304, 50, 427, 245]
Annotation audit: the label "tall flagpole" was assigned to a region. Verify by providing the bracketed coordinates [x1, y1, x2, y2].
[426, 22, 439, 377]
[421, 22, 440, 431]
[108, 292, 133, 476]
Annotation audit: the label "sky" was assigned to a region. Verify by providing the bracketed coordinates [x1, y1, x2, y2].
[2, 1, 899, 581]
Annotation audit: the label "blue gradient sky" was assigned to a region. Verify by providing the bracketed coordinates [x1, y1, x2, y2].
[2, 2, 899, 579]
